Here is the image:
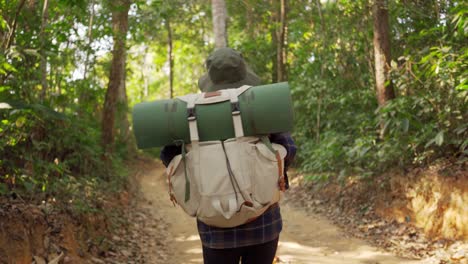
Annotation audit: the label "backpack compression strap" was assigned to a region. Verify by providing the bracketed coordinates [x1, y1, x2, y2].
[180, 94, 203, 203]
[226, 88, 246, 138]
[260, 136, 286, 191]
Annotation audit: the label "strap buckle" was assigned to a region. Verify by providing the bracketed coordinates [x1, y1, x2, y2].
[187, 107, 196, 121]
[231, 101, 240, 116]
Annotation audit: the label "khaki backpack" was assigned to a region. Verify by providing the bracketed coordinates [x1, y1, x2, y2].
[165, 85, 287, 228]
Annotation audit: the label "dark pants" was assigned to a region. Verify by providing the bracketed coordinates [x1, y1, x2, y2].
[202, 237, 279, 264]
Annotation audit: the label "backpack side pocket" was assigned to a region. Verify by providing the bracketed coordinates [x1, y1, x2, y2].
[249, 142, 287, 205]
[167, 153, 200, 217]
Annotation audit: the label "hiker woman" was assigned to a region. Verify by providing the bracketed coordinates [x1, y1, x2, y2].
[160, 48, 296, 264]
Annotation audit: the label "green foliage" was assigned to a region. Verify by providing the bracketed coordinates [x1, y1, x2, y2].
[0, 102, 124, 199]
[0, 0, 131, 211]
[1, 0, 466, 203]
[289, 0, 467, 180]
[126, 0, 210, 107]
[0, 103, 130, 215]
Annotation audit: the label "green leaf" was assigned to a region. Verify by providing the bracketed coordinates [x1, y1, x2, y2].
[435, 131, 444, 146]
[456, 84, 468, 91]
[15, 116, 26, 128]
[0, 17, 7, 30]
[441, 47, 451, 53]
[2, 62, 16, 72]
[23, 181, 35, 193]
[402, 118, 409, 133]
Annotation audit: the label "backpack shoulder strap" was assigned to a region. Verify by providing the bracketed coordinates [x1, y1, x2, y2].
[235, 85, 252, 96]
[226, 86, 251, 138]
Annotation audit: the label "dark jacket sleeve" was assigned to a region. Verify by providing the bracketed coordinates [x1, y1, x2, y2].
[269, 132, 297, 190]
[160, 145, 181, 167]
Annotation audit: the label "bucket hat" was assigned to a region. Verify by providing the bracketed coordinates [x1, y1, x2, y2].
[198, 48, 261, 92]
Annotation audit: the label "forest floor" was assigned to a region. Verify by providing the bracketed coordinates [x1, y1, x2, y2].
[0, 158, 466, 264]
[125, 161, 417, 264]
[112, 159, 466, 264]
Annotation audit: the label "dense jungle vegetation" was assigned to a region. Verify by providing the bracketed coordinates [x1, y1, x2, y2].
[0, 0, 466, 210]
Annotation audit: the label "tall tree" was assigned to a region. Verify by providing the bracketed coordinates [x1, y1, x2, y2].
[270, 0, 288, 82]
[270, 0, 278, 82]
[2, 0, 27, 51]
[102, 0, 131, 154]
[39, 0, 50, 102]
[166, 17, 174, 98]
[83, 0, 96, 80]
[372, 0, 395, 108]
[276, 0, 287, 82]
[211, 0, 228, 48]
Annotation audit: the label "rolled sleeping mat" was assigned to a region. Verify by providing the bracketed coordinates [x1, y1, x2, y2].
[132, 82, 293, 149]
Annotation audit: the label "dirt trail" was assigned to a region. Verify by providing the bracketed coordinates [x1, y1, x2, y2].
[138, 163, 422, 264]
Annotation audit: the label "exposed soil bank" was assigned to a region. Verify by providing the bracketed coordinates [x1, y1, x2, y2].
[287, 159, 467, 262]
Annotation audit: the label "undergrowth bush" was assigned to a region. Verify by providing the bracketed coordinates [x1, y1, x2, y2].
[0, 102, 127, 212]
[291, 3, 467, 181]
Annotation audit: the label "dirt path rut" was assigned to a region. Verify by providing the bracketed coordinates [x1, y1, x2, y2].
[138, 163, 421, 264]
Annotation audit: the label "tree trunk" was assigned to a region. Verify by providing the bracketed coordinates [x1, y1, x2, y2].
[277, 0, 287, 82]
[315, 0, 325, 144]
[39, 0, 50, 102]
[372, 0, 395, 107]
[211, 0, 228, 48]
[2, 0, 27, 50]
[166, 18, 174, 98]
[102, 0, 131, 155]
[270, 0, 278, 82]
[315, 0, 325, 33]
[141, 45, 149, 100]
[83, 0, 96, 80]
[117, 72, 131, 151]
[79, 0, 95, 115]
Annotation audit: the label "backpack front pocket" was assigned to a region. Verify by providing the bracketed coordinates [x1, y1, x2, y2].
[167, 153, 200, 217]
[196, 140, 253, 219]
